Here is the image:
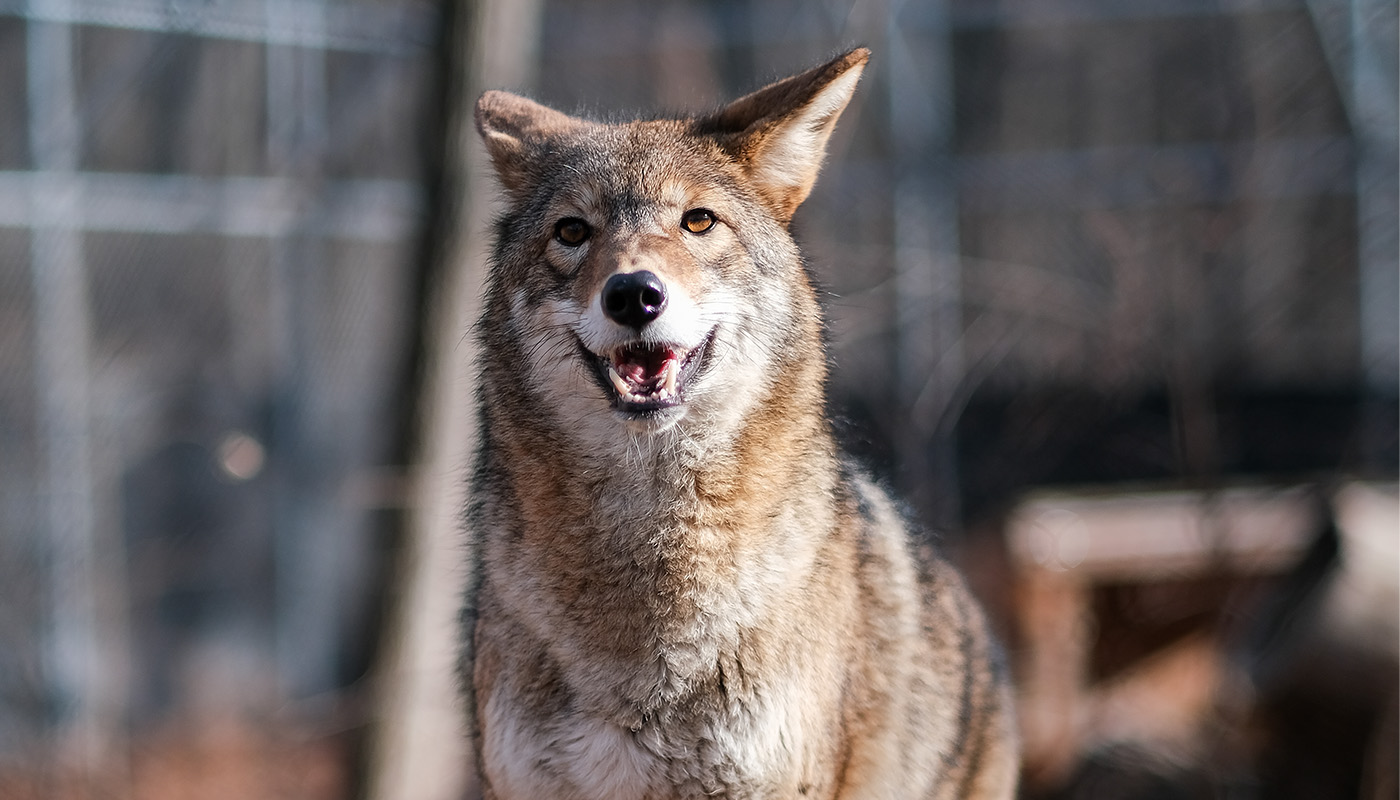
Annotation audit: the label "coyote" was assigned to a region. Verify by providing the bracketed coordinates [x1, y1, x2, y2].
[465, 49, 1018, 799]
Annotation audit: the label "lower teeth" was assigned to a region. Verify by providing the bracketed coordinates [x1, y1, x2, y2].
[606, 364, 676, 403]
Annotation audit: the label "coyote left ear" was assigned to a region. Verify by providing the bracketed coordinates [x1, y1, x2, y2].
[700, 48, 869, 223]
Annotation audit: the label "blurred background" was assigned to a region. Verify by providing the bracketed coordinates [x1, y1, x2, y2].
[0, 0, 1395, 798]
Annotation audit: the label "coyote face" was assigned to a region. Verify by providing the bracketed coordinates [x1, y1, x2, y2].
[476, 57, 859, 445]
[467, 49, 1018, 800]
[495, 125, 786, 436]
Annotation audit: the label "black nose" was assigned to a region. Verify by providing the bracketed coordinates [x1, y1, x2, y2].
[601, 270, 667, 329]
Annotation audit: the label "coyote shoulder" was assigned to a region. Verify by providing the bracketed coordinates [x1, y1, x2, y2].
[465, 48, 1018, 799]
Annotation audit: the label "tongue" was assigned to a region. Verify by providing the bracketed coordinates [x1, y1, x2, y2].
[616, 345, 673, 387]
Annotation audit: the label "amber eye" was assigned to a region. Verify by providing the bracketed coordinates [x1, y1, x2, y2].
[681, 208, 716, 235]
[554, 217, 591, 247]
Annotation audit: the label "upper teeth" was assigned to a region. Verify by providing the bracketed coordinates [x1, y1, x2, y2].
[607, 365, 632, 397]
[662, 359, 679, 395]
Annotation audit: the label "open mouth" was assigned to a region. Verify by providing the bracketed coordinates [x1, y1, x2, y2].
[581, 328, 716, 415]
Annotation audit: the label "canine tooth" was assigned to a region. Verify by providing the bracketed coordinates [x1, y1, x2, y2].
[608, 365, 632, 396]
[663, 359, 679, 395]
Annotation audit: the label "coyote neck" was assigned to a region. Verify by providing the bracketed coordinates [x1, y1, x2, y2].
[485, 351, 837, 689]
[499, 380, 834, 555]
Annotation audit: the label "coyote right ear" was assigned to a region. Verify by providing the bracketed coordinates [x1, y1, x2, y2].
[475, 91, 583, 194]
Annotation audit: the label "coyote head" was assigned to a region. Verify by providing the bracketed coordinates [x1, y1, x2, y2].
[475, 49, 867, 444]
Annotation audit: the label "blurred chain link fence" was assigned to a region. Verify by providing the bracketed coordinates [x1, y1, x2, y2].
[526, 0, 1396, 516]
[1, 0, 1395, 796]
[0, 0, 439, 786]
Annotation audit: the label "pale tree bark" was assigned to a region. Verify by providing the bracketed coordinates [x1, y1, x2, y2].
[365, 2, 542, 799]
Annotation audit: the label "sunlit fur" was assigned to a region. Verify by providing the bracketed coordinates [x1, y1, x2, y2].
[465, 49, 1019, 799]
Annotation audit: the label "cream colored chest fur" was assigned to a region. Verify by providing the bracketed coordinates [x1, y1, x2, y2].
[478, 668, 822, 800]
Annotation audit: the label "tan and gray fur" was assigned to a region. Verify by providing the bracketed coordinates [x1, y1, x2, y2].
[465, 49, 1018, 799]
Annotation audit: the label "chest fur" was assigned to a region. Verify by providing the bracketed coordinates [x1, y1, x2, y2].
[477, 649, 835, 800]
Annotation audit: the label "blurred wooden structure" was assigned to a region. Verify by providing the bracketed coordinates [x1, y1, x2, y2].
[1008, 482, 1398, 796]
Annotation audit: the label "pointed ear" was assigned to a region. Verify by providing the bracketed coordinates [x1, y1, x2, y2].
[474, 90, 585, 194]
[699, 48, 869, 222]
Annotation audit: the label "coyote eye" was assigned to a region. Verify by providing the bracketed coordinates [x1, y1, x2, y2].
[681, 208, 716, 235]
[554, 217, 591, 247]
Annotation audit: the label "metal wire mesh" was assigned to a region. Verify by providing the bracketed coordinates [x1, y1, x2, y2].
[0, 0, 438, 782]
[531, 0, 1395, 524]
[0, 0, 1395, 796]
